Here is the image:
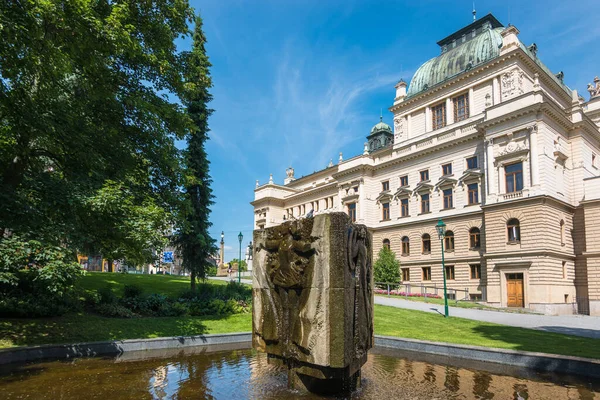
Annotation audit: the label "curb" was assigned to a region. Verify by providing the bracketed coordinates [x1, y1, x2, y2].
[374, 335, 600, 379]
[0, 332, 251, 365]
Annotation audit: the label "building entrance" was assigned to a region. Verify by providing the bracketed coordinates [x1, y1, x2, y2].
[506, 273, 524, 307]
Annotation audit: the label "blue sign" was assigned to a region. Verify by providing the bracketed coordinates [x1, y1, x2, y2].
[163, 251, 173, 263]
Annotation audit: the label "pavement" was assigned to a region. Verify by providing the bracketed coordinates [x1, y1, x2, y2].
[208, 277, 600, 339]
[375, 296, 600, 339]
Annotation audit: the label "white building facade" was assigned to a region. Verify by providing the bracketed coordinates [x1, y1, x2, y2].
[251, 15, 600, 315]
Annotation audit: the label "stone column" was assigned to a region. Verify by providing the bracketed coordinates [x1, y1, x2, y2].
[529, 124, 540, 189]
[425, 107, 432, 132]
[485, 138, 496, 196]
[493, 76, 500, 105]
[359, 180, 365, 222]
[468, 87, 474, 114]
[406, 114, 412, 140]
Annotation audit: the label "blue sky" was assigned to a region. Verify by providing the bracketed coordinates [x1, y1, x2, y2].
[187, 0, 599, 261]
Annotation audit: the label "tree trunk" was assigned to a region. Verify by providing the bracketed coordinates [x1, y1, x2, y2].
[107, 258, 114, 273]
[191, 270, 196, 291]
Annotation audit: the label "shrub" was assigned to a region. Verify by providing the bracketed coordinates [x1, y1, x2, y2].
[98, 285, 117, 304]
[0, 236, 84, 317]
[95, 303, 136, 318]
[373, 247, 400, 286]
[123, 284, 143, 298]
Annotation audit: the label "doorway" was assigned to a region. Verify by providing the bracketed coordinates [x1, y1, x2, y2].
[506, 273, 524, 307]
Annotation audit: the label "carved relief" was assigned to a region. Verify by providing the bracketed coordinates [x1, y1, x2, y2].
[501, 69, 524, 99]
[394, 116, 404, 138]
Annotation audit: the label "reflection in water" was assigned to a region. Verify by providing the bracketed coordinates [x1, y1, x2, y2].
[0, 348, 598, 399]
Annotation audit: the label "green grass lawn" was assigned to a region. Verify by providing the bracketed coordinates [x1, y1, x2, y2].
[375, 294, 511, 311]
[77, 272, 228, 297]
[1, 273, 598, 360]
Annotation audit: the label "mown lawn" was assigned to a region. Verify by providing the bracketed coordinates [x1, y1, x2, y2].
[77, 272, 227, 297]
[2, 273, 598, 360]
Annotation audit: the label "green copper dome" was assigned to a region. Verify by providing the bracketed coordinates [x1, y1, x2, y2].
[370, 120, 392, 134]
[407, 19, 504, 98]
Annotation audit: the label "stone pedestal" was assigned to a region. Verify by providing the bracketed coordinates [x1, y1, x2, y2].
[252, 212, 373, 394]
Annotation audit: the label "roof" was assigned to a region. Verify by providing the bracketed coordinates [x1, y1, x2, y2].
[407, 22, 504, 98]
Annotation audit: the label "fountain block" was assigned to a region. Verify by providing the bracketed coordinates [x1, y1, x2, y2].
[252, 212, 373, 393]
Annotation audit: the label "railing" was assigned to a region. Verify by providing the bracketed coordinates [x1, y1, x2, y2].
[374, 282, 472, 304]
[502, 191, 523, 200]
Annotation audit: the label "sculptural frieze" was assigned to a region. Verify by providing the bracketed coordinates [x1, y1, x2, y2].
[588, 76, 600, 99]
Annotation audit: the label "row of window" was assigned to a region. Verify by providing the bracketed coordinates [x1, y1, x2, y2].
[380, 156, 479, 191]
[382, 219, 523, 256]
[287, 197, 335, 217]
[383, 227, 481, 255]
[401, 264, 481, 282]
[380, 184, 479, 220]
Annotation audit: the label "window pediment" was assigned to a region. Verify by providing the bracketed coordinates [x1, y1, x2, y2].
[341, 193, 359, 204]
[434, 176, 457, 191]
[376, 190, 393, 204]
[393, 187, 413, 200]
[413, 181, 433, 195]
[458, 169, 483, 185]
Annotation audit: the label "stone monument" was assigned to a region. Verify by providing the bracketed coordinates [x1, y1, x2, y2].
[252, 212, 373, 394]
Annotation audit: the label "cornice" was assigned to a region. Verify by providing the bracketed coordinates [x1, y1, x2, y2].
[400, 255, 484, 266]
[332, 164, 374, 180]
[254, 183, 298, 193]
[481, 194, 577, 212]
[250, 197, 285, 207]
[369, 208, 483, 231]
[484, 249, 576, 261]
[283, 181, 339, 201]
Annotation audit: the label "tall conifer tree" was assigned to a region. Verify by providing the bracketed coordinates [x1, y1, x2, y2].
[178, 15, 217, 290]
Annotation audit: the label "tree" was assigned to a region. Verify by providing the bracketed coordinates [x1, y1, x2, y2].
[0, 1, 193, 247]
[175, 15, 217, 290]
[373, 247, 400, 285]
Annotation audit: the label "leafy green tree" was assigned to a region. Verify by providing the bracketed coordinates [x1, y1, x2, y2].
[373, 247, 400, 284]
[175, 15, 217, 290]
[0, 1, 193, 247]
[229, 259, 248, 272]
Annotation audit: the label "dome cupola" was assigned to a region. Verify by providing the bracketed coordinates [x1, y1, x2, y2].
[366, 116, 393, 153]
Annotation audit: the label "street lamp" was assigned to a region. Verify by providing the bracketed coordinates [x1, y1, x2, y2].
[435, 218, 449, 318]
[238, 232, 243, 284]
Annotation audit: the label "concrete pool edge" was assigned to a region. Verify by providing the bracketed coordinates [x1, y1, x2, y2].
[375, 335, 600, 379]
[1, 333, 599, 379]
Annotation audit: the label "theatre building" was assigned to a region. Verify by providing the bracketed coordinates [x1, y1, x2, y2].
[251, 14, 600, 315]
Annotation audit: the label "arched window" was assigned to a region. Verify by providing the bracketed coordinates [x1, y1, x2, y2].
[401, 236, 410, 256]
[383, 238, 390, 250]
[422, 234, 431, 254]
[507, 219, 520, 242]
[469, 227, 481, 249]
[560, 220, 565, 246]
[444, 231, 455, 252]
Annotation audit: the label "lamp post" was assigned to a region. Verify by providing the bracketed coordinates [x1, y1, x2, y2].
[435, 218, 449, 318]
[238, 232, 243, 284]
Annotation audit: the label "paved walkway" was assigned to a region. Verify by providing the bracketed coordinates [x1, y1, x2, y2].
[209, 277, 600, 339]
[375, 296, 600, 339]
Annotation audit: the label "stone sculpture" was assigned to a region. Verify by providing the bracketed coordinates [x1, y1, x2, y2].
[252, 212, 373, 394]
[587, 76, 600, 99]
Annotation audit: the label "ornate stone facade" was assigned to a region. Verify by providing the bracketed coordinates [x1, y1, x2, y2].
[252, 15, 600, 315]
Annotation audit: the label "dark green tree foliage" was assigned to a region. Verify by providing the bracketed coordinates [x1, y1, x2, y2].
[373, 247, 400, 285]
[176, 16, 217, 290]
[0, 0, 193, 247]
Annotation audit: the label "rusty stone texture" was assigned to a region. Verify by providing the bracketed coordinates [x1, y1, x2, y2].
[252, 212, 373, 391]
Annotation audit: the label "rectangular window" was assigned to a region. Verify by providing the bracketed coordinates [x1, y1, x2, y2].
[400, 198, 409, 217]
[420, 169, 429, 182]
[470, 264, 481, 279]
[432, 103, 446, 130]
[445, 265, 455, 280]
[470, 293, 483, 301]
[422, 267, 431, 281]
[400, 175, 409, 187]
[470, 230, 480, 249]
[466, 156, 478, 169]
[382, 202, 390, 220]
[347, 203, 356, 222]
[467, 183, 479, 205]
[382, 181, 389, 191]
[453, 93, 469, 122]
[505, 162, 524, 193]
[442, 163, 453, 176]
[421, 193, 430, 213]
[443, 188, 453, 209]
[402, 268, 410, 282]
